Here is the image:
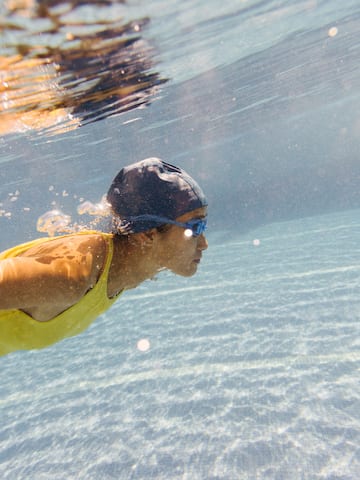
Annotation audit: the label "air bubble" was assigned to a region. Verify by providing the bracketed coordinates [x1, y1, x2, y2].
[77, 195, 110, 217]
[328, 26, 338, 37]
[137, 338, 150, 352]
[36, 210, 72, 236]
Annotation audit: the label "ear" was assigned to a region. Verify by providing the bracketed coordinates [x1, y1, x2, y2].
[135, 229, 158, 247]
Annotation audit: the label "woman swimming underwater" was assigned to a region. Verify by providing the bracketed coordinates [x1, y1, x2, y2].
[0, 158, 208, 356]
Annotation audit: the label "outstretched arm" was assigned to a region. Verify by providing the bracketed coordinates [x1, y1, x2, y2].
[0, 256, 87, 318]
[0, 234, 107, 321]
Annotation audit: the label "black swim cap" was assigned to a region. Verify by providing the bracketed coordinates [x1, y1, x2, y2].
[107, 157, 207, 233]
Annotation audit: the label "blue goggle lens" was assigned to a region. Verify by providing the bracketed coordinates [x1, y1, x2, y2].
[182, 218, 207, 237]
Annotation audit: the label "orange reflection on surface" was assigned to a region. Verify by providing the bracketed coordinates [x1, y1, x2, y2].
[1, 1, 166, 136]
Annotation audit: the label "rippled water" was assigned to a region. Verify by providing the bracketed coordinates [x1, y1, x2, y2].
[1, 0, 360, 478]
[1, 210, 360, 479]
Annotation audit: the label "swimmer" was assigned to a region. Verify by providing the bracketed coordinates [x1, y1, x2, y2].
[0, 158, 208, 356]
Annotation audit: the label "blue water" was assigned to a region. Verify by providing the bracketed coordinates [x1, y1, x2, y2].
[1, 0, 360, 478]
[1, 210, 360, 479]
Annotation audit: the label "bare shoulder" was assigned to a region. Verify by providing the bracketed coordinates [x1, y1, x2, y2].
[19, 233, 111, 287]
[0, 233, 112, 320]
[18, 233, 109, 261]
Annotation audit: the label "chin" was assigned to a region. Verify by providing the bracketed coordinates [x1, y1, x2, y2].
[177, 264, 198, 277]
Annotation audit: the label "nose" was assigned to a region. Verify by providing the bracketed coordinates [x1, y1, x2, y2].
[197, 234, 208, 251]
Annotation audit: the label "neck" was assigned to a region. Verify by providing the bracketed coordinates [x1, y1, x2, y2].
[107, 234, 160, 296]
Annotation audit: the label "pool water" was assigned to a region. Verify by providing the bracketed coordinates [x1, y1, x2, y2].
[1, 1, 360, 478]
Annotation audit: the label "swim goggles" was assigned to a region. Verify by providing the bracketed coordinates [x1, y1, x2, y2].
[123, 214, 207, 236]
[166, 217, 207, 237]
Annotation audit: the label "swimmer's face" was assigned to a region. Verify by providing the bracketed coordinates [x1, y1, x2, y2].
[156, 207, 208, 277]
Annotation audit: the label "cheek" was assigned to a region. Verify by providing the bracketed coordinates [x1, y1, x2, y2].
[169, 230, 194, 249]
[167, 241, 193, 266]
[178, 246, 198, 270]
[178, 236, 197, 253]
[160, 230, 197, 265]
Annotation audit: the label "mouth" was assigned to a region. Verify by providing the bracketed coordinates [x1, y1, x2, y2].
[193, 258, 201, 264]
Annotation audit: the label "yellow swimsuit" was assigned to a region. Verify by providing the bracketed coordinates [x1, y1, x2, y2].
[0, 233, 120, 356]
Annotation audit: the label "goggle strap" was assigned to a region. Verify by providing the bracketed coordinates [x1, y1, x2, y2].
[126, 214, 206, 236]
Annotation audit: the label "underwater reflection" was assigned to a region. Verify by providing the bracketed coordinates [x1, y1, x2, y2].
[0, 0, 167, 136]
